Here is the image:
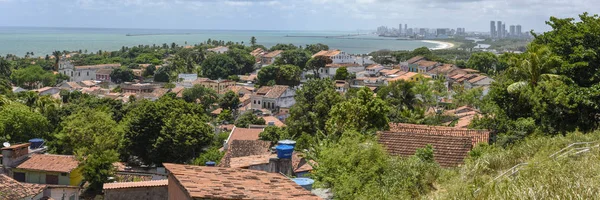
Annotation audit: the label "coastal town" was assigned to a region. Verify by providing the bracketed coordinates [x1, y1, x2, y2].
[1, 7, 600, 200]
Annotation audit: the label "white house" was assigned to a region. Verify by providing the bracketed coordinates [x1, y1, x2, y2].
[261, 50, 283, 66]
[207, 46, 229, 54]
[251, 85, 295, 111]
[318, 63, 364, 79]
[312, 49, 353, 64]
[58, 57, 120, 82]
[365, 64, 385, 75]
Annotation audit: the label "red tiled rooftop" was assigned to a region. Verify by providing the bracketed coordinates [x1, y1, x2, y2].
[103, 179, 168, 190]
[312, 49, 341, 57]
[164, 163, 320, 200]
[75, 63, 121, 70]
[0, 174, 45, 199]
[378, 132, 472, 167]
[388, 123, 490, 146]
[406, 56, 425, 64]
[219, 140, 271, 168]
[17, 154, 80, 173]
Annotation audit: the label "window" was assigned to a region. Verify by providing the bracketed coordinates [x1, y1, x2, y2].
[13, 172, 25, 182]
[87, 71, 89, 76]
[254, 100, 256, 104]
[71, 71, 73, 76]
[46, 174, 59, 185]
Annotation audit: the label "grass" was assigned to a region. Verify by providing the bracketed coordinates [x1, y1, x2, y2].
[430, 131, 600, 199]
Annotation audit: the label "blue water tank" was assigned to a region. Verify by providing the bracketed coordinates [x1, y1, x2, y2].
[278, 140, 296, 149]
[276, 145, 294, 159]
[293, 178, 315, 191]
[205, 161, 216, 166]
[29, 138, 44, 149]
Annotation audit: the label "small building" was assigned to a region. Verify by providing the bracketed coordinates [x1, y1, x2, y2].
[57, 56, 121, 82]
[334, 80, 349, 93]
[223, 127, 265, 150]
[121, 83, 159, 94]
[415, 60, 440, 73]
[163, 163, 320, 200]
[384, 72, 430, 85]
[401, 56, 426, 72]
[261, 50, 283, 66]
[365, 64, 385, 75]
[103, 180, 168, 200]
[57, 82, 82, 91]
[96, 68, 113, 82]
[388, 122, 491, 147]
[312, 49, 353, 64]
[197, 79, 236, 94]
[33, 87, 61, 96]
[318, 63, 363, 79]
[239, 74, 257, 83]
[13, 154, 83, 186]
[207, 46, 229, 54]
[251, 85, 295, 111]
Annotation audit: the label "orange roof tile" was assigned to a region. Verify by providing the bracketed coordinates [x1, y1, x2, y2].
[17, 154, 79, 173]
[263, 50, 283, 58]
[388, 123, 490, 147]
[415, 60, 438, 67]
[103, 180, 168, 190]
[256, 85, 289, 99]
[163, 163, 320, 200]
[378, 132, 472, 167]
[312, 49, 341, 58]
[219, 140, 271, 168]
[262, 116, 286, 127]
[0, 174, 45, 199]
[228, 127, 264, 142]
[468, 75, 488, 83]
[406, 56, 425, 64]
[75, 63, 121, 70]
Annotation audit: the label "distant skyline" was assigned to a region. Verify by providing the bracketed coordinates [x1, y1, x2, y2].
[0, 0, 598, 32]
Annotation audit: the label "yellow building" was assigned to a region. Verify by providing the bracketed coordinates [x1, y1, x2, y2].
[386, 72, 432, 84]
[198, 79, 236, 94]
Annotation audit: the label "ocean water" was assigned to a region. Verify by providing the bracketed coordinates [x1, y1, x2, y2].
[0, 27, 438, 57]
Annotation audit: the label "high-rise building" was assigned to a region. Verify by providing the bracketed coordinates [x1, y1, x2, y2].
[404, 24, 407, 35]
[509, 25, 516, 37]
[399, 24, 402, 34]
[497, 21, 503, 38]
[490, 21, 496, 38]
[501, 24, 506, 38]
[516, 25, 522, 36]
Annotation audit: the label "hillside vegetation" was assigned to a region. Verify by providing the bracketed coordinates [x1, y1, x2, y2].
[433, 131, 600, 199]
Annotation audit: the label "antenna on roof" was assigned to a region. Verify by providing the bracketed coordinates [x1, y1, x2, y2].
[3, 142, 10, 148]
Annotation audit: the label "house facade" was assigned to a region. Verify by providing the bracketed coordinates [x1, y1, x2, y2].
[12, 154, 83, 186]
[261, 50, 283, 66]
[251, 85, 295, 110]
[58, 57, 121, 82]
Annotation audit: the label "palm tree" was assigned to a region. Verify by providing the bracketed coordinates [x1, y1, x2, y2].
[52, 51, 61, 71]
[507, 45, 562, 93]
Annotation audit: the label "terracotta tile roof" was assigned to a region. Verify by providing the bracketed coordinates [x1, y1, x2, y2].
[17, 154, 80, 173]
[34, 87, 54, 93]
[211, 108, 223, 115]
[219, 124, 235, 132]
[228, 152, 315, 173]
[262, 116, 286, 127]
[164, 163, 320, 200]
[324, 63, 360, 68]
[366, 64, 383, 69]
[80, 80, 96, 87]
[1, 143, 30, 150]
[239, 74, 257, 82]
[406, 56, 425, 64]
[256, 85, 289, 99]
[103, 180, 168, 190]
[380, 69, 401, 76]
[227, 85, 249, 94]
[313, 49, 341, 57]
[228, 127, 264, 142]
[387, 72, 422, 82]
[219, 140, 271, 168]
[378, 131, 472, 167]
[0, 174, 46, 200]
[292, 153, 314, 173]
[96, 68, 113, 75]
[65, 82, 82, 89]
[468, 75, 488, 83]
[427, 64, 456, 74]
[263, 50, 283, 58]
[75, 63, 121, 70]
[389, 123, 490, 146]
[416, 60, 438, 67]
[463, 68, 480, 73]
[250, 48, 264, 57]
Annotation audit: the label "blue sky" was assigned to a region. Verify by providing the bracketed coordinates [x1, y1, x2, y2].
[0, 0, 597, 32]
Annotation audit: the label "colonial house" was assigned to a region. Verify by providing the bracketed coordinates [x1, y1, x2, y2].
[365, 64, 385, 75]
[401, 56, 426, 72]
[251, 85, 295, 111]
[318, 63, 363, 79]
[207, 46, 229, 54]
[415, 60, 440, 73]
[312, 49, 353, 64]
[121, 83, 159, 94]
[12, 154, 83, 186]
[197, 79, 237, 94]
[261, 50, 283, 66]
[425, 64, 467, 79]
[57, 82, 82, 92]
[96, 68, 113, 82]
[58, 57, 121, 82]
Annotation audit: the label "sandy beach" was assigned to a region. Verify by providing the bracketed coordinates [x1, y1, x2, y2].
[421, 40, 456, 50]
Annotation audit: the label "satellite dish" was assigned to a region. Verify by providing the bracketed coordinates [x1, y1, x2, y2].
[3, 142, 10, 148]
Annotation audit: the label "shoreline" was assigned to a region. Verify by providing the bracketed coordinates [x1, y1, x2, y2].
[421, 40, 456, 50]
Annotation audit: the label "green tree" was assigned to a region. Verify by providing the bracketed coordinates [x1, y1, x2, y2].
[192, 147, 225, 166]
[269, 43, 298, 51]
[0, 102, 51, 143]
[52, 51, 61, 71]
[274, 49, 311, 69]
[53, 109, 123, 155]
[326, 87, 390, 136]
[467, 52, 498, 74]
[506, 44, 562, 93]
[306, 56, 332, 77]
[305, 43, 329, 54]
[276, 65, 302, 87]
[0, 58, 11, 78]
[143, 65, 156, 77]
[334, 67, 349, 80]
[257, 65, 278, 86]
[227, 48, 256, 75]
[78, 149, 119, 190]
[287, 78, 343, 137]
[250, 36, 257, 46]
[110, 67, 135, 84]
[202, 53, 237, 79]
[10, 65, 60, 89]
[153, 66, 170, 82]
[234, 111, 265, 128]
[219, 91, 240, 111]
[121, 96, 210, 165]
[217, 109, 234, 123]
[182, 84, 219, 110]
[259, 126, 288, 145]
